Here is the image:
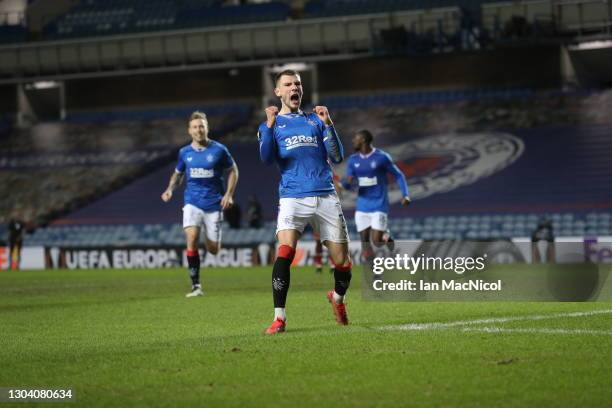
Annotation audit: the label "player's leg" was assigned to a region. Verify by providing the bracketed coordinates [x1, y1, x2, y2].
[15, 241, 22, 270]
[314, 234, 323, 273]
[360, 228, 374, 262]
[9, 241, 17, 270]
[183, 204, 205, 297]
[370, 212, 394, 251]
[203, 210, 223, 255]
[265, 197, 310, 334]
[318, 194, 351, 325]
[325, 241, 351, 325]
[265, 229, 300, 334]
[355, 211, 375, 262]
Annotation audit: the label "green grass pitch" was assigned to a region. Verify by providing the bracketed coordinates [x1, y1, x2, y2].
[1, 266, 611, 407]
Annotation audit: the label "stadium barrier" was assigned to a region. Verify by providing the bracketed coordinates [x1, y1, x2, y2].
[2, 237, 611, 270]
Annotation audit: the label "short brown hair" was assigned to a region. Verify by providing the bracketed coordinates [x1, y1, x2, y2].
[274, 69, 300, 86]
[189, 111, 208, 123]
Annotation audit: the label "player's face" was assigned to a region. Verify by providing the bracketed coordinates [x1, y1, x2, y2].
[352, 134, 366, 151]
[275, 74, 303, 112]
[189, 119, 208, 143]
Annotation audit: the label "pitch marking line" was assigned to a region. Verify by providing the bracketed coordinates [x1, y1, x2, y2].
[460, 327, 612, 336]
[379, 309, 612, 333]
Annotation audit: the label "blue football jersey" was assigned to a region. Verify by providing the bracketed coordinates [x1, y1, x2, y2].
[258, 111, 344, 198]
[175, 140, 234, 211]
[345, 148, 409, 213]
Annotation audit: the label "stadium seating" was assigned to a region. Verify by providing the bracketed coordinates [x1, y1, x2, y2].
[43, 0, 290, 40]
[8, 87, 612, 246]
[0, 103, 252, 229]
[0, 24, 26, 43]
[21, 212, 612, 246]
[321, 87, 534, 109]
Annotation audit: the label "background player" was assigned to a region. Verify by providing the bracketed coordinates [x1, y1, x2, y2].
[258, 69, 351, 334]
[162, 111, 239, 297]
[341, 129, 410, 261]
[7, 213, 25, 270]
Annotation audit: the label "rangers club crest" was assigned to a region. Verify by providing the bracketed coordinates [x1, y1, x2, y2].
[338, 132, 524, 209]
[206, 154, 214, 162]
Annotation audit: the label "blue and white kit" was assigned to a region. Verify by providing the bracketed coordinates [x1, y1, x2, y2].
[175, 140, 234, 241]
[258, 111, 349, 243]
[344, 148, 409, 232]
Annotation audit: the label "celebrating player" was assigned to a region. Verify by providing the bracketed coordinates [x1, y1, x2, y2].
[162, 111, 239, 297]
[342, 129, 410, 261]
[258, 69, 351, 334]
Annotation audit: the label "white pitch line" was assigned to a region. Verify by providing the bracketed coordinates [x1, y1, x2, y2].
[461, 327, 612, 336]
[379, 309, 612, 332]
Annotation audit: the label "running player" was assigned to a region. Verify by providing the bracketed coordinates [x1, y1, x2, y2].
[258, 69, 351, 334]
[162, 111, 239, 297]
[342, 129, 410, 261]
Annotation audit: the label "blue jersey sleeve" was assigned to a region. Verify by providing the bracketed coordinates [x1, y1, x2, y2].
[175, 149, 186, 173]
[258, 122, 276, 165]
[312, 114, 343, 164]
[341, 156, 356, 190]
[383, 152, 409, 197]
[220, 144, 235, 169]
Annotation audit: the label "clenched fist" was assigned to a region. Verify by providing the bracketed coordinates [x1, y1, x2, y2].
[161, 190, 172, 202]
[314, 106, 333, 126]
[265, 106, 279, 128]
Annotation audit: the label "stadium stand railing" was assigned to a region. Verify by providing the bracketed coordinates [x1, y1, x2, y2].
[21, 212, 612, 247]
[42, 0, 290, 40]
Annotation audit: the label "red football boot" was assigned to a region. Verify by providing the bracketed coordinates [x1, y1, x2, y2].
[264, 318, 286, 334]
[327, 291, 349, 325]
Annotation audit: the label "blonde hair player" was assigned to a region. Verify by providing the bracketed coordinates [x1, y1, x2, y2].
[162, 111, 239, 297]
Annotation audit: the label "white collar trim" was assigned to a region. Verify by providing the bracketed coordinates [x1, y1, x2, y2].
[359, 147, 376, 159]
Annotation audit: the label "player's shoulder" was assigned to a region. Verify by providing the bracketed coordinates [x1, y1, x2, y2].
[209, 139, 228, 151]
[178, 144, 193, 155]
[305, 111, 324, 125]
[348, 152, 359, 161]
[375, 148, 393, 161]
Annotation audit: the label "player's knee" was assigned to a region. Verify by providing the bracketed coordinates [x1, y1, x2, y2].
[330, 252, 351, 268]
[277, 244, 296, 262]
[206, 242, 220, 255]
[371, 231, 384, 246]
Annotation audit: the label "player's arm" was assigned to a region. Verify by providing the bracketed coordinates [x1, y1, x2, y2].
[340, 157, 356, 191]
[221, 163, 239, 210]
[162, 150, 186, 202]
[314, 106, 344, 164]
[385, 154, 411, 205]
[161, 170, 184, 202]
[259, 106, 278, 165]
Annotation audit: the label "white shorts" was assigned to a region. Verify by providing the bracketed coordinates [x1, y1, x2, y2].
[355, 211, 388, 232]
[182, 204, 223, 242]
[276, 193, 349, 243]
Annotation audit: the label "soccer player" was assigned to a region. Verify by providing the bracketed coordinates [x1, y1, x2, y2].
[7, 214, 24, 270]
[162, 111, 239, 297]
[258, 69, 351, 334]
[342, 129, 410, 261]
